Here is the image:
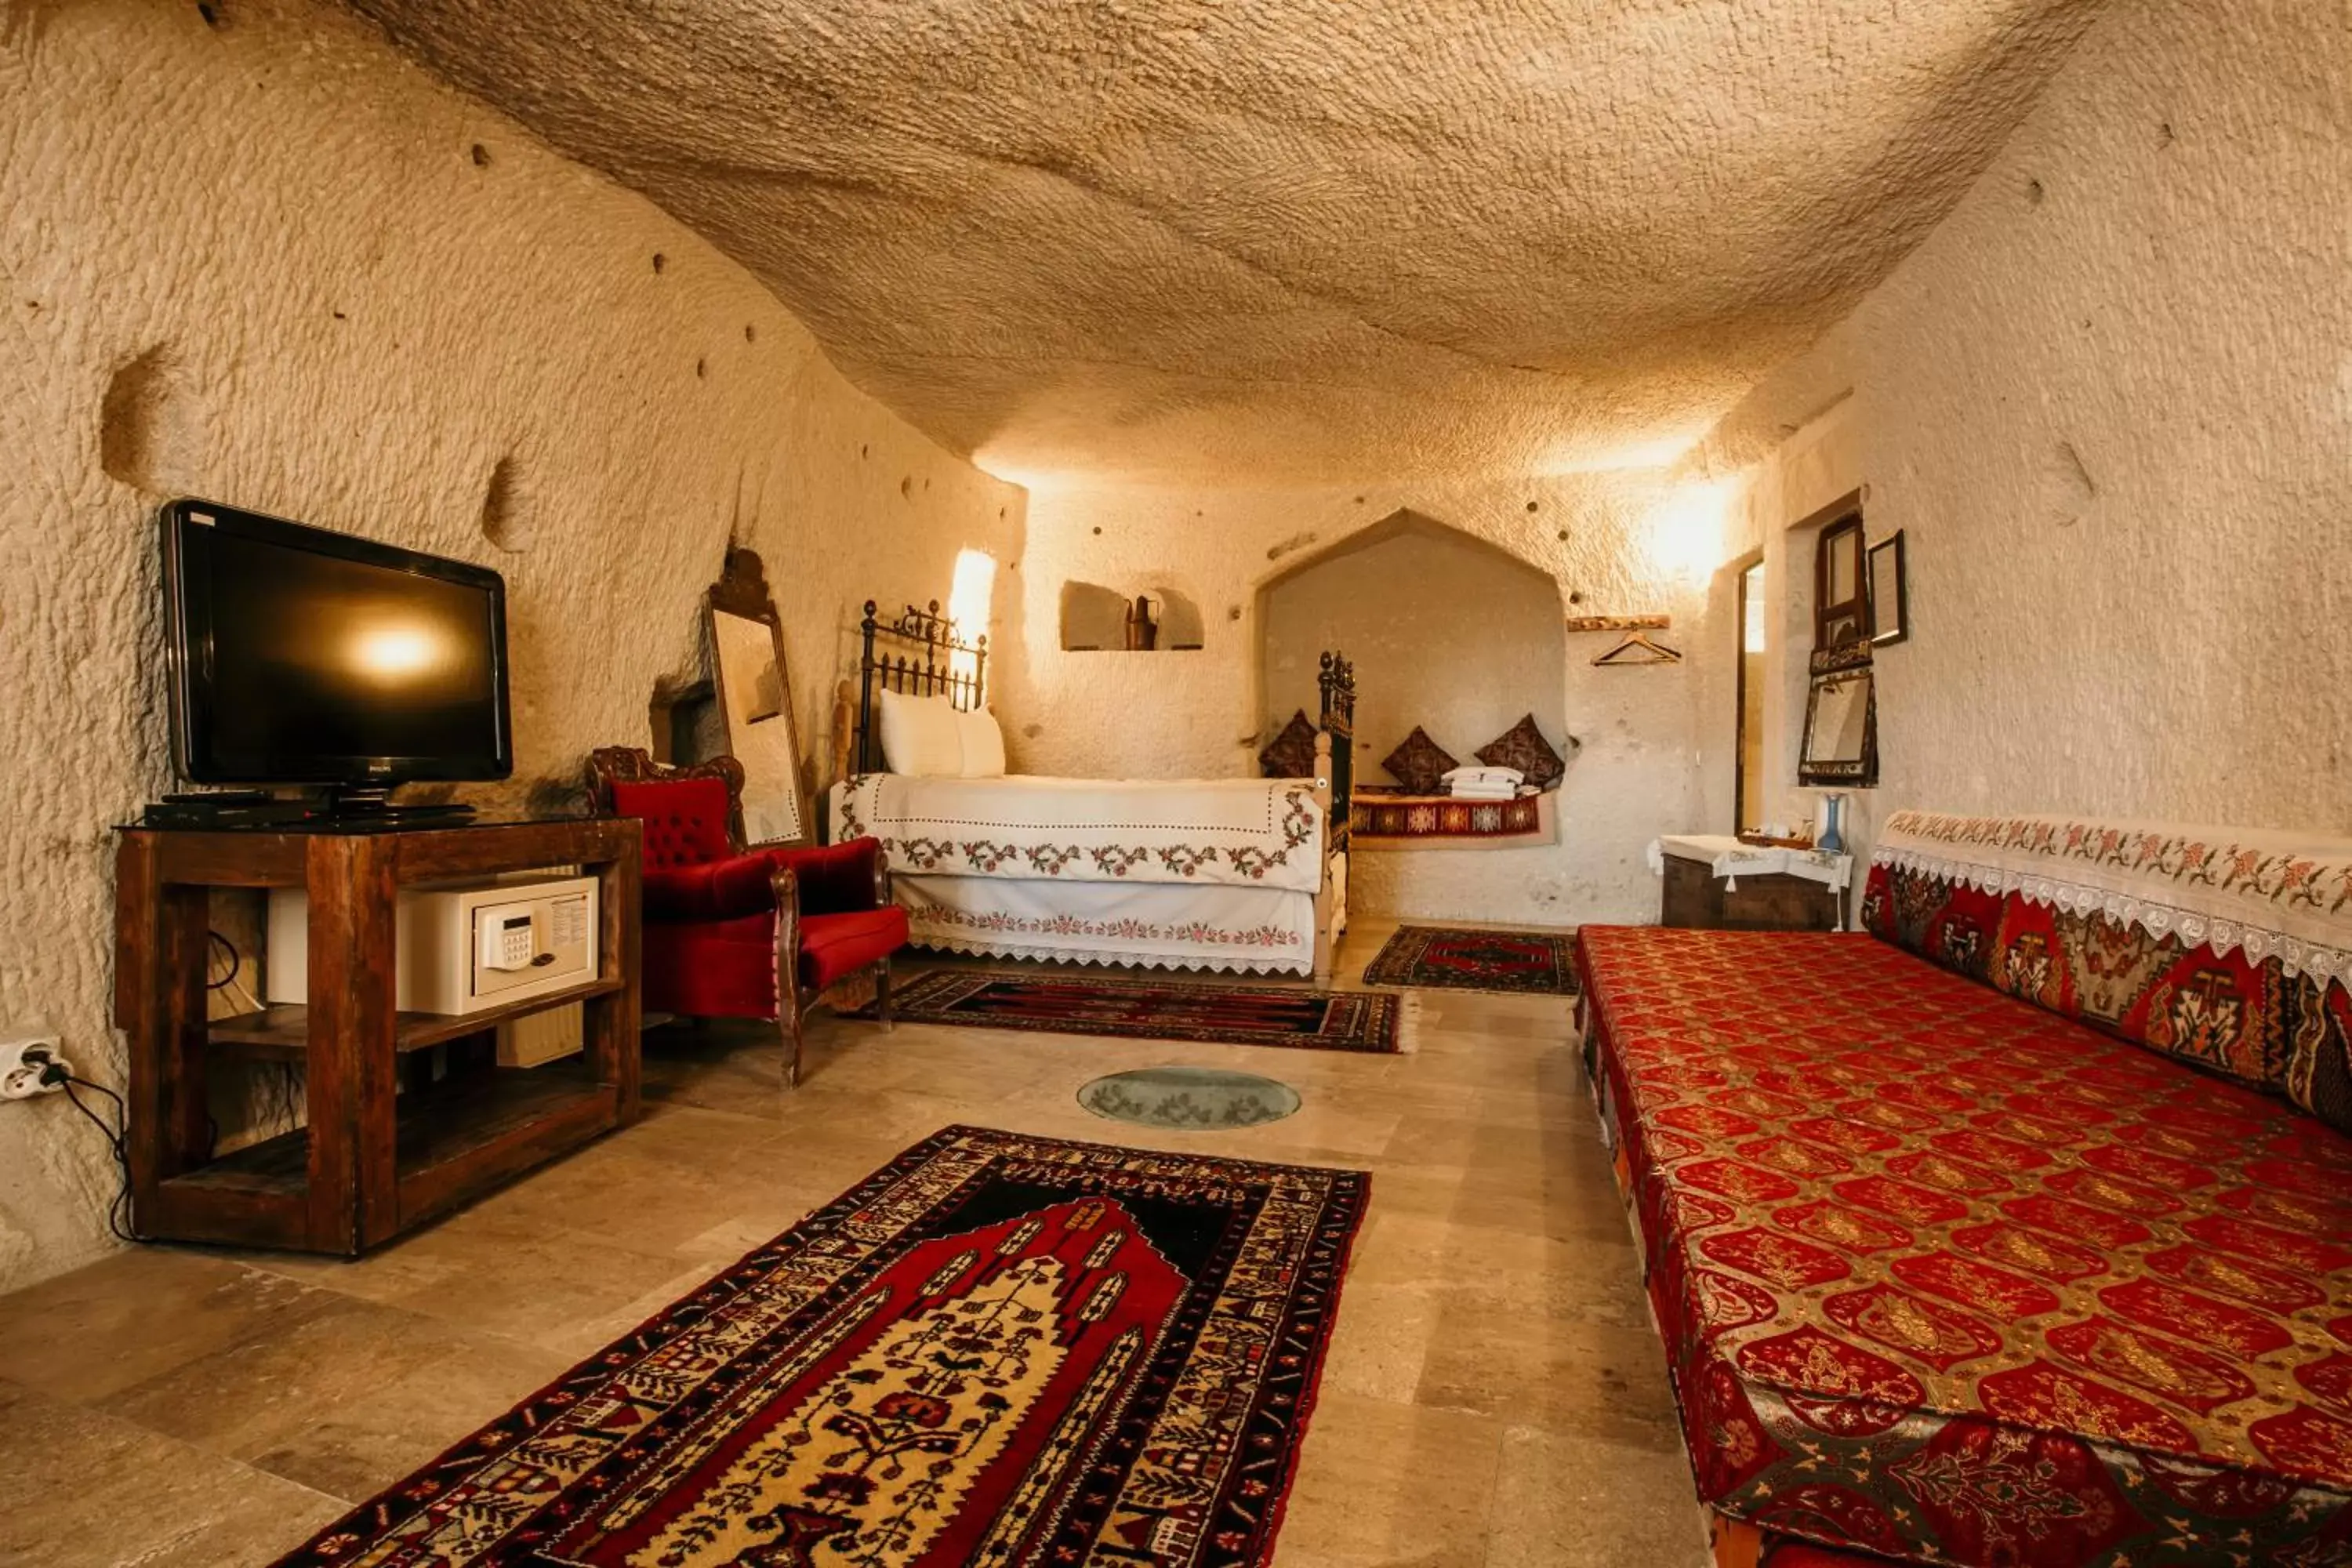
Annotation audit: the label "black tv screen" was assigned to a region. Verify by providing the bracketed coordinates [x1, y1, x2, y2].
[164, 499, 512, 787]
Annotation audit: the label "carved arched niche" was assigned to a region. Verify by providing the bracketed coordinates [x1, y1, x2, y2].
[1060, 579, 1204, 651]
[1256, 510, 1567, 773]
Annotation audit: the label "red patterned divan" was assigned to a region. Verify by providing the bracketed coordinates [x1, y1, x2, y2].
[1577, 815, 2352, 1568]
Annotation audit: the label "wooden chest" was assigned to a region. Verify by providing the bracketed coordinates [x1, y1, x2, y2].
[1659, 844, 1844, 932]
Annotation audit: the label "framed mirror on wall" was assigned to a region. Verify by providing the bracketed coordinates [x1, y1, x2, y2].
[1798, 641, 1878, 788]
[708, 546, 812, 846]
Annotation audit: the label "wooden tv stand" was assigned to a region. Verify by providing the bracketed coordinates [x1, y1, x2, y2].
[113, 815, 642, 1255]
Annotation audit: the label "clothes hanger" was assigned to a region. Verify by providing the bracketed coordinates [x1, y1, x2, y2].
[1592, 630, 1683, 666]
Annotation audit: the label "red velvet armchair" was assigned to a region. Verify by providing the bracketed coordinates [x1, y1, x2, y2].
[586, 747, 906, 1087]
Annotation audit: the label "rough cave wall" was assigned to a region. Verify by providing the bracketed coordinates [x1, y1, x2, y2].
[1700, 0, 2351, 875]
[0, 0, 1025, 1293]
[999, 474, 1726, 925]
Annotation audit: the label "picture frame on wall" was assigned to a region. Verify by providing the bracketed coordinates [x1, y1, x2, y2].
[1867, 531, 1908, 648]
[1813, 509, 1868, 648]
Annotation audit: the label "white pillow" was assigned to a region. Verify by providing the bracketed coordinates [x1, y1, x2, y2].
[877, 689, 962, 776]
[956, 707, 1007, 778]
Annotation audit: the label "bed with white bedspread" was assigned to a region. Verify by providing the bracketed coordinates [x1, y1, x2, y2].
[830, 773, 1334, 974]
[826, 601, 1355, 978]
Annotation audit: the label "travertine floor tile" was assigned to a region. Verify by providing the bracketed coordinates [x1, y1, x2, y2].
[0, 1248, 341, 1405]
[234, 1211, 717, 1350]
[0, 1377, 345, 1568]
[1485, 1424, 1712, 1567]
[1275, 1390, 1505, 1568]
[1415, 1302, 1685, 1448]
[101, 1294, 568, 1489]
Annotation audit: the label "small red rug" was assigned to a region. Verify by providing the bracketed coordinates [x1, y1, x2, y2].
[866, 970, 1404, 1053]
[269, 1126, 1368, 1568]
[1360, 924, 1581, 996]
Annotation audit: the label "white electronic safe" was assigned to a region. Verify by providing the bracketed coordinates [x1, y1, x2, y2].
[267, 873, 599, 1015]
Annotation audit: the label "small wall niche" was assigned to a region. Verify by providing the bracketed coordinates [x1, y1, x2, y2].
[478, 454, 532, 553]
[1059, 581, 1203, 652]
[99, 344, 208, 493]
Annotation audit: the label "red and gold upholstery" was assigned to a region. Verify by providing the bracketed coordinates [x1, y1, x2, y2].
[1577, 924, 2352, 1568]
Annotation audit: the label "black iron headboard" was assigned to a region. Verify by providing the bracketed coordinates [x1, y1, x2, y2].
[851, 599, 989, 775]
[1319, 650, 1356, 854]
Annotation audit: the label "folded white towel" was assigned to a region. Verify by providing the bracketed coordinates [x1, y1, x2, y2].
[1442, 764, 1524, 787]
[1447, 782, 1517, 800]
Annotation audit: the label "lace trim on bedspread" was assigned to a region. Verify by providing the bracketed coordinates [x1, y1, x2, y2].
[907, 930, 1312, 976]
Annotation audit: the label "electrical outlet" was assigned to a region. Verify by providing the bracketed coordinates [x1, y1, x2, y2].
[0, 1035, 67, 1102]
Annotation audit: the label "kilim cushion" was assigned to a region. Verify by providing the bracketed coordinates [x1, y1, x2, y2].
[1380, 724, 1457, 793]
[2285, 975, 2352, 1134]
[1863, 863, 2303, 1092]
[1862, 811, 2352, 1103]
[1475, 712, 1568, 789]
[1257, 708, 1319, 778]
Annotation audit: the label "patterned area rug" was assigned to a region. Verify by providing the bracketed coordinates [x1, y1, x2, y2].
[868, 970, 1405, 1053]
[1361, 925, 1581, 996]
[269, 1126, 1368, 1568]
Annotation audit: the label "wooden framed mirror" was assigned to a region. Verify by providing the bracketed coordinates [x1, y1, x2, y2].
[708, 546, 812, 846]
[1798, 641, 1878, 787]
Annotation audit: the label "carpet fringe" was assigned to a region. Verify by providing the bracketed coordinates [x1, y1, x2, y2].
[1393, 991, 1423, 1054]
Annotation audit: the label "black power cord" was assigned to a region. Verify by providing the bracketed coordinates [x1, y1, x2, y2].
[42, 925, 263, 1245]
[48, 1064, 144, 1245]
[207, 930, 241, 993]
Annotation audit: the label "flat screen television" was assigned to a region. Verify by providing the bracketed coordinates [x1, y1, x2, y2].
[162, 499, 512, 802]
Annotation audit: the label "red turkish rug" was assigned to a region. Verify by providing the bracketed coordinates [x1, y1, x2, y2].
[269, 1126, 1368, 1568]
[866, 970, 1405, 1053]
[1361, 924, 1581, 996]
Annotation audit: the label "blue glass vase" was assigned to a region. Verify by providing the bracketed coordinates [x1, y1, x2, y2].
[1817, 792, 1848, 855]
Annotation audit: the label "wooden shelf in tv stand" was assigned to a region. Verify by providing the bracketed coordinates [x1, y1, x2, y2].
[208, 976, 627, 1062]
[113, 816, 644, 1256]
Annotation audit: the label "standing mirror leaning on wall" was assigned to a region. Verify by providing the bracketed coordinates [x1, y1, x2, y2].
[708, 546, 812, 846]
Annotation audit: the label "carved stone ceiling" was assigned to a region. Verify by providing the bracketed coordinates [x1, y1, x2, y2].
[349, 0, 2098, 485]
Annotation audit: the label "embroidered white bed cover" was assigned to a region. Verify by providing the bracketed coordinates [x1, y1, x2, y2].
[829, 775, 1326, 895]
